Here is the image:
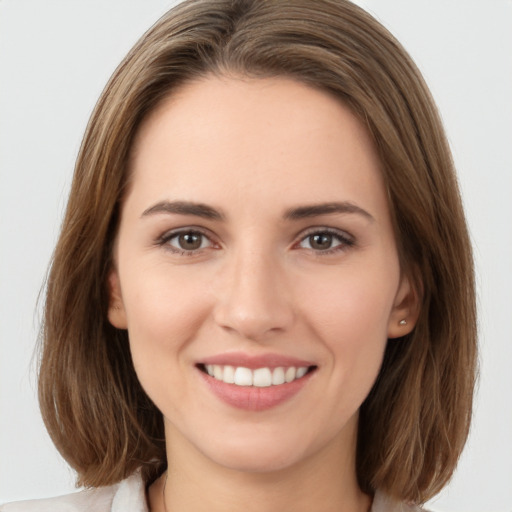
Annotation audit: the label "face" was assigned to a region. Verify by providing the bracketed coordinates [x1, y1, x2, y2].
[109, 76, 417, 474]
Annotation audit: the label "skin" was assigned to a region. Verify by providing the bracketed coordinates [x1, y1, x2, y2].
[108, 76, 418, 512]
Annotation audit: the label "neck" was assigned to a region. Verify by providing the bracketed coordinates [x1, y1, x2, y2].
[149, 420, 371, 512]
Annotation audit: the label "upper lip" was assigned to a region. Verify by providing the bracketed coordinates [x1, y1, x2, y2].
[198, 352, 316, 370]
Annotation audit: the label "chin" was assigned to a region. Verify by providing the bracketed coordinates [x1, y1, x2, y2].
[202, 441, 309, 474]
[189, 418, 348, 476]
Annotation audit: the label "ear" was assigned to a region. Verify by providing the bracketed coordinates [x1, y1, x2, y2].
[107, 269, 128, 329]
[387, 273, 421, 339]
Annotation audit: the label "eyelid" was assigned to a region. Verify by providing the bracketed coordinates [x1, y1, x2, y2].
[154, 225, 355, 256]
[156, 226, 219, 254]
[293, 226, 355, 253]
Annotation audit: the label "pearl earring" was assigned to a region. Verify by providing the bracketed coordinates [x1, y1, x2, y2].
[399, 319, 407, 326]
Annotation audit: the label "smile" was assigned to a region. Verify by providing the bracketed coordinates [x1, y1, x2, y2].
[202, 364, 311, 387]
[196, 353, 317, 411]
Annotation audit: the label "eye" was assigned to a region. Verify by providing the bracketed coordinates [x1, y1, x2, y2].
[162, 229, 213, 253]
[297, 229, 354, 253]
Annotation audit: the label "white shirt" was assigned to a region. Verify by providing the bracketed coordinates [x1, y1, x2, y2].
[0, 472, 428, 512]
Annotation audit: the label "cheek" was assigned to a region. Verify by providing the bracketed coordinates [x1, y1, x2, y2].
[120, 268, 217, 420]
[296, 263, 398, 396]
[300, 264, 397, 343]
[120, 265, 210, 375]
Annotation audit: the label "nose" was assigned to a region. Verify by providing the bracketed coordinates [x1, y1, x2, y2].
[213, 248, 295, 341]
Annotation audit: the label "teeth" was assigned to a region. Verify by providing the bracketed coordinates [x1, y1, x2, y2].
[213, 365, 223, 380]
[234, 367, 253, 386]
[285, 367, 296, 383]
[204, 364, 310, 387]
[223, 365, 235, 384]
[296, 366, 308, 378]
[253, 368, 272, 387]
[272, 367, 285, 385]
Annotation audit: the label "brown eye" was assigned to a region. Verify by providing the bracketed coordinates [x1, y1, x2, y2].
[166, 230, 211, 252]
[178, 232, 202, 250]
[309, 233, 334, 250]
[298, 229, 353, 253]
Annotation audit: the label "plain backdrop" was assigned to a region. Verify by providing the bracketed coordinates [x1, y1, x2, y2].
[1, 1, 511, 510]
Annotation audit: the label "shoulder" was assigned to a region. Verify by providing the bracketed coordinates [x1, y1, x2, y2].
[0, 473, 148, 512]
[372, 491, 432, 512]
[0, 486, 115, 512]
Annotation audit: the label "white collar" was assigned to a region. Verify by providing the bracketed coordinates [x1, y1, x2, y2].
[110, 472, 148, 512]
[110, 472, 427, 512]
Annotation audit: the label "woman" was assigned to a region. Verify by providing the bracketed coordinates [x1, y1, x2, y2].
[1, 0, 476, 511]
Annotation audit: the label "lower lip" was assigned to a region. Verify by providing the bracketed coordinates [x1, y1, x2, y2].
[198, 369, 313, 411]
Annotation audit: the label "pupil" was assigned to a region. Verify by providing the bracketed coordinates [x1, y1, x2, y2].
[179, 232, 201, 250]
[311, 234, 332, 250]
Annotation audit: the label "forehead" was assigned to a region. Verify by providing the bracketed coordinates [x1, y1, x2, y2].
[127, 75, 387, 219]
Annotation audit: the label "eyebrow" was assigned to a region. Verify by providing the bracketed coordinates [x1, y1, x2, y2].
[284, 201, 374, 222]
[141, 200, 373, 222]
[141, 201, 225, 220]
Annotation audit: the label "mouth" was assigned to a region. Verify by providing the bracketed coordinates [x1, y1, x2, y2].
[197, 363, 317, 387]
[195, 352, 318, 411]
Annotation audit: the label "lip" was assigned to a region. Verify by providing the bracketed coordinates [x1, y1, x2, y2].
[196, 352, 317, 412]
[198, 351, 315, 370]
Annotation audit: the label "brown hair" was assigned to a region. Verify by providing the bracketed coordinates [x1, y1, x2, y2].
[39, 0, 477, 503]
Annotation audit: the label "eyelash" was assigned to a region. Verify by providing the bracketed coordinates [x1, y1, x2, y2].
[156, 227, 355, 256]
[295, 227, 355, 255]
[156, 228, 215, 256]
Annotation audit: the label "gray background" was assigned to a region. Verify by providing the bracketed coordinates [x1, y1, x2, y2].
[1, 1, 511, 510]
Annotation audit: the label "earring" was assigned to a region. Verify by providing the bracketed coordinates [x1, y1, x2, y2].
[399, 319, 407, 326]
